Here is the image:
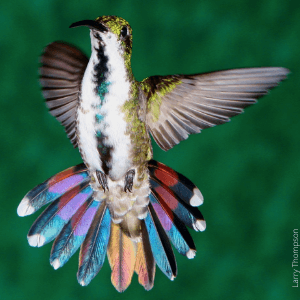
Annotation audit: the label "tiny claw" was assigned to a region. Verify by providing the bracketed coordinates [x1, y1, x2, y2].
[124, 169, 135, 193]
[124, 185, 132, 193]
[96, 170, 109, 192]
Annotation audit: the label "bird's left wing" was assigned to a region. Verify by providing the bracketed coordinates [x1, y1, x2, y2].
[40, 42, 89, 148]
[141, 67, 289, 151]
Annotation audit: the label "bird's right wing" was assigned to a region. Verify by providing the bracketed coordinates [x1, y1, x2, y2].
[141, 67, 289, 151]
[40, 42, 89, 147]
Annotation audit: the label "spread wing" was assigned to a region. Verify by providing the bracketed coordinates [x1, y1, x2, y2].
[40, 42, 89, 147]
[141, 67, 289, 151]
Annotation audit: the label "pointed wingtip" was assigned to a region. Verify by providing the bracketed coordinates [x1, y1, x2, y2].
[17, 197, 35, 217]
[276, 67, 290, 77]
[193, 220, 206, 232]
[275, 67, 291, 82]
[190, 188, 204, 206]
[284, 67, 291, 75]
[27, 234, 46, 247]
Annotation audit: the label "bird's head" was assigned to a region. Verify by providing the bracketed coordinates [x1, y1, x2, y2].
[70, 16, 133, 61]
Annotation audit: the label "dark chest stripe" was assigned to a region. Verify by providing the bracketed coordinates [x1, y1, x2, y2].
[93, 41, 109, 95]
[96, 129, 113, 175]
[93, 43, 113, 175]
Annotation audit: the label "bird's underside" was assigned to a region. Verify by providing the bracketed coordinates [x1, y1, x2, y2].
[18, 15, 289, 292]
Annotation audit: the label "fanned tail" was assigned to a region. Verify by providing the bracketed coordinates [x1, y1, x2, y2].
[18, 161, 205, 291]
[18, 165, 113, 282]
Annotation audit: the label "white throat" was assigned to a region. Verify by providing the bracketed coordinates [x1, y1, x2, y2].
[77, 31, 133, 181]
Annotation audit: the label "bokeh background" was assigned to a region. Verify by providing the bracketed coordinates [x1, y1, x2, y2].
[1, 0, 299, 299]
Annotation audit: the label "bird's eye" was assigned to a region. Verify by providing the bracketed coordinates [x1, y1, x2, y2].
[120, 26, 128, 38]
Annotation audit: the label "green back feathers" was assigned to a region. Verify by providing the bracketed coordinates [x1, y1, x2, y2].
[140, 76, 182, 122]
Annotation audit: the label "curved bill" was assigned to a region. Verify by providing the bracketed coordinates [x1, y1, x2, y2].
[69, 20, 107, 32]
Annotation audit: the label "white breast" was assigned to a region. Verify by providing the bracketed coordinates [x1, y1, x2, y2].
[77, 33, 133, 181]
[77, 50, 102, 172]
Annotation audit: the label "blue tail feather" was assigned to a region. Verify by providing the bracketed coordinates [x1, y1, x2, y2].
[27, 183, 92, 247]
[77, 203, 111, 286]
[50, 198, 100, 269]
[150, 178, 205, 232]
[149, 192, 196, 257]
[148, 160, 203, 207]
[18, 164, 89, 217]
[144, 204, 177, 280]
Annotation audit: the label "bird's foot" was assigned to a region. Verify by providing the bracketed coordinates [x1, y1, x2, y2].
[124, 169, 135, 192]
[96, 170, 109, 192]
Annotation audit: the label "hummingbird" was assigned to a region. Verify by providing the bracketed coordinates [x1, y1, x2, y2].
[17, 15, 289, 292]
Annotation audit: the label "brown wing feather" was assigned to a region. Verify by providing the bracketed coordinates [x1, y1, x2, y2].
[40, 42, 89, 147]
[142, 67, 289, 151]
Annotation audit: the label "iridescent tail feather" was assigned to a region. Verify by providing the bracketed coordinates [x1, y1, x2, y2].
[77, 202, 111, 285]
[17, 160, 205, 292]
[17, 163, 89, 217]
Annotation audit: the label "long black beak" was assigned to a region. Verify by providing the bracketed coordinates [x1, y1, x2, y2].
[69, 20, 107, 32]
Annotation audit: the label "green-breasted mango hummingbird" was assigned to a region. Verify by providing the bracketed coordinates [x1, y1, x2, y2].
[17, 16, 289, 292]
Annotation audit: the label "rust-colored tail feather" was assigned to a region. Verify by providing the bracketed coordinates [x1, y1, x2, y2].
[107, 223, 137, 292]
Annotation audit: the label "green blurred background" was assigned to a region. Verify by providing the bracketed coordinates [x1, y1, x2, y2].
[1, 0, 299, 299]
